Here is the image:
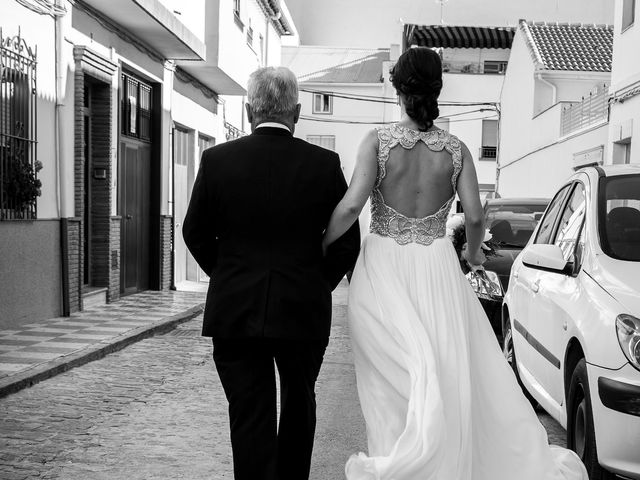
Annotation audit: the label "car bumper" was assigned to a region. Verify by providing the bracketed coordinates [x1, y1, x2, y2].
[588, 363, 640, 479]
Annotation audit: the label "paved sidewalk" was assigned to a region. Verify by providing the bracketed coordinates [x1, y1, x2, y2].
[0, 288, 206, 398]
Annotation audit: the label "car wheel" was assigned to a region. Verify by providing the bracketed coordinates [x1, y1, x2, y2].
[503, 320, 538, 409]
[567, 359, 616, 480]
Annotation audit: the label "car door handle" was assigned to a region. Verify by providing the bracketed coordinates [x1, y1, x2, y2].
[513, 271, 519, 279]
[531, 279, 540, 293]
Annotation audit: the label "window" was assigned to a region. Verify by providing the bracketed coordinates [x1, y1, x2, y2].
[600, 174, 640, 261]
[553, 183, 587, 262]
[483, 61, 508, 74]
[233, 0, 243, 28]
[1, 31, 39, 220]
[623, 0, 636, 31]
[312, 93, 333, 114]
[480, 119, 498, 160]
[247, 20, 253, 47]
[307, 135, 336, 151]
[121, 74, 153, 142]
[534, 184, 572, 244]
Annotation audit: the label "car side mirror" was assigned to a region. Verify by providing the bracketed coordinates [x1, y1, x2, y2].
[522, 244, 571, 274]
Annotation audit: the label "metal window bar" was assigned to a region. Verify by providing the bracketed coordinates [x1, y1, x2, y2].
[561, 85, 609, 137]
[481, 146, 497, 159]
[121, 73, 153, 142]
[0, 28, 38, 220]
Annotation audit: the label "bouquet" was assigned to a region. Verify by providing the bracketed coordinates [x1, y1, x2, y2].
[446, 214, 499, 270]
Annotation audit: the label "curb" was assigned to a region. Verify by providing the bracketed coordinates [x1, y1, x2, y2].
[0, 304, 205, 399]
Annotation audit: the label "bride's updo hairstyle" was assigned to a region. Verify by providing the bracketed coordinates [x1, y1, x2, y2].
[390, 47, 443, 131]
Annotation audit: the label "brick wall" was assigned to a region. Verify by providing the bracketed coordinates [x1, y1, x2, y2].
[64, 218, 82, 314]
[109, 217, 121, 302]
[160, 215, 173, 290]
[89, 83, 113, 290]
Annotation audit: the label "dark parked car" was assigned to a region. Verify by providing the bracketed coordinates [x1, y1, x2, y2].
[471, 198, 550, 339]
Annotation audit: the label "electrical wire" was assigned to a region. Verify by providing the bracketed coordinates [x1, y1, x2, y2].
[299, 113, 498, 125]
[299, 87, 499, 108]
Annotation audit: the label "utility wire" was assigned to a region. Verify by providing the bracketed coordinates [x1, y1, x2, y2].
[299, 88, 499, 108]
[299, 113, 498, 125]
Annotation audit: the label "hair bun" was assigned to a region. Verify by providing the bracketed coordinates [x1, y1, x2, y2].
[390, 47, 443, 131]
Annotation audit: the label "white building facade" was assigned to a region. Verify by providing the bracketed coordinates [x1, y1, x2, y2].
[497, 21, 613, 198]
[0, 0, 298, 328]
[608, 0, 639, 165]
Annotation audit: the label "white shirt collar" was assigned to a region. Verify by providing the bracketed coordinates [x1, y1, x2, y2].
[256, 122, 291, 132]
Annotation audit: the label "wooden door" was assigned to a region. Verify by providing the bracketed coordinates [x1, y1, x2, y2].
[121, 139, 151, 295]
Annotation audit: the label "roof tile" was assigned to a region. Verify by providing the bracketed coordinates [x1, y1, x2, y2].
[522, 21, 613, 72]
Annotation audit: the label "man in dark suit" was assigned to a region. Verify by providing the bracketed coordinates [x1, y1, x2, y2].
[182, 66, 360, 480]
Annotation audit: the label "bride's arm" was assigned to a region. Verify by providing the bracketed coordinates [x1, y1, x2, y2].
[456, 141, 486, 265]
[323, 129, 378, 251]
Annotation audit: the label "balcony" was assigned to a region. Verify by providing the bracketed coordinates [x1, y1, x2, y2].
[560, 85, 610, 137]
[79, 0, 205, 60]
[177, 0, 294, 95]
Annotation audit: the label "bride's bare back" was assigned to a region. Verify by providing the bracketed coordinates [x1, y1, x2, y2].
[380, 139, 455, 218]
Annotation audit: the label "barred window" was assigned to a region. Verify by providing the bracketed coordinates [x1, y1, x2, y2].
[1, 31, 39, 220]
[121, 73, 153, 142]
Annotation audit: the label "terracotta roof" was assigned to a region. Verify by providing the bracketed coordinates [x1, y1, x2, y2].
[404, 24, 515, 49]
[520, 20, 613, 72]
[282, 46, 390, 84]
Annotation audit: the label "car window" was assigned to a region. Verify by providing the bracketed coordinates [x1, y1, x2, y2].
[553, 183, 587, 262]
[534, 185, 572, 244]
[485, 203, 548, 247]
[600, 174, 640, 262]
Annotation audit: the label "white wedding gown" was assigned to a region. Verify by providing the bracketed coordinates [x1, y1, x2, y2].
[345, 124, 588, 480]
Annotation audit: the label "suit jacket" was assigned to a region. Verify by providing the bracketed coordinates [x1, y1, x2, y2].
[182, 126, 361, 340]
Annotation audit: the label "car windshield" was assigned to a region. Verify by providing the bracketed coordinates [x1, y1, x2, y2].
[600, 174, 640, 262]
[485, 203, 548, 247]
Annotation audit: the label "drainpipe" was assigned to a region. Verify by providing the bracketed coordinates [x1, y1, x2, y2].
[537, 72, 557, 105]
[55, 0, 69, 315]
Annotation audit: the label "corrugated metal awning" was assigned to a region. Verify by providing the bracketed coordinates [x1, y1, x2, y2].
[404, 24, 515, 50]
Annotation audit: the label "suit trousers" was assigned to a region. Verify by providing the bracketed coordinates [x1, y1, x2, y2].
[213, 337, 328, 480]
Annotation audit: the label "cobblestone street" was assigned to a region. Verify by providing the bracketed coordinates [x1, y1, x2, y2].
[0, 283, 566, 479]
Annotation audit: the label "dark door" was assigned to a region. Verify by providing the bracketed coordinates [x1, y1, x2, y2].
[121, 138, 151, 295]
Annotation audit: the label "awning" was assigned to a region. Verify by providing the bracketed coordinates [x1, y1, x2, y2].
[405, 24, 515, 50]
[78, 0, 205, 61]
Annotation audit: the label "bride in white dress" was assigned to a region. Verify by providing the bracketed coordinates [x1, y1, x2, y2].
[322, 47, 588, 480]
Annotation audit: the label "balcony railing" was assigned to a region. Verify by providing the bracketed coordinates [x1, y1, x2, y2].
[560, 85, 609, 137]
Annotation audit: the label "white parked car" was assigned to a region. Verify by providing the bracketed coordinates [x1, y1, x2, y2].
[502, 165, 640, 479]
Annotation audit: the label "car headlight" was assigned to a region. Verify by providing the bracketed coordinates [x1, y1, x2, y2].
[616, 314, 640, 371]
[466, 269, 503, 301]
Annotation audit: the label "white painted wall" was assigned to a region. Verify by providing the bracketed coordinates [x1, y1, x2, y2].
[612, 0, 640, 89]
[499, 124, 608, 198]
[295, 84, 387, 180]
[157, 0, 206, 42]
[607, 0, 640, 165]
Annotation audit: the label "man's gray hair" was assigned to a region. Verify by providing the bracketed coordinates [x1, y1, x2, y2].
[247, 67, 299, 118]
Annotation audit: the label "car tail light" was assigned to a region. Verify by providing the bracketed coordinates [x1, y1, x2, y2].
[616, 314, 640, 371]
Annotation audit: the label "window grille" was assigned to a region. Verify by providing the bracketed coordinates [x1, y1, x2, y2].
[0, 28, 38, 220]
[121, 73, 153, 142]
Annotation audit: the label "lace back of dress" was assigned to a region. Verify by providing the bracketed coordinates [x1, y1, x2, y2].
[369, 124, 463, 246]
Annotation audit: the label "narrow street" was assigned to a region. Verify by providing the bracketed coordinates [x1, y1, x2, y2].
[0, 283, 566, 480]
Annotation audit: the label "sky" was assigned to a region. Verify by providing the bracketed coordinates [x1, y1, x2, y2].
[284, 0, 614, 48]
